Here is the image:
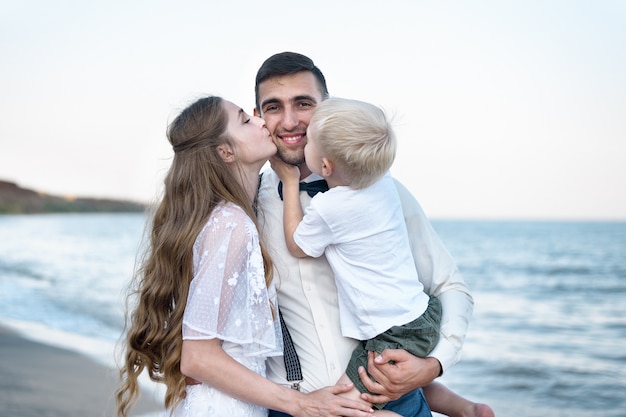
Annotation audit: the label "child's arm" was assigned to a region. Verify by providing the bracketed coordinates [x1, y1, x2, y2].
[269, 156, 308, 258]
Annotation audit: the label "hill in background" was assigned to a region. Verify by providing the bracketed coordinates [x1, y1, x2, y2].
[0, 180, 146, 214]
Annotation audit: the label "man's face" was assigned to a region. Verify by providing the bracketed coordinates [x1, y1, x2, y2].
[255, 71, 324, 169]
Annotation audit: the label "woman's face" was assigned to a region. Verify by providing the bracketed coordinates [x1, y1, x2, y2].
[224, 100, 276, 167]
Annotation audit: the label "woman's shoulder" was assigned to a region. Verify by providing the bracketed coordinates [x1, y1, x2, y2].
[215, 200, 249, 219]
[198, 201, 255, 238]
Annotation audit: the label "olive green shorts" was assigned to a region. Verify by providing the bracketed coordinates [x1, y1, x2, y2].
[345, 295, 442, 409]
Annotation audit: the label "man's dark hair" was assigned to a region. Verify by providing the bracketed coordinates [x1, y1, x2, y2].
[255, 52, 329, 112]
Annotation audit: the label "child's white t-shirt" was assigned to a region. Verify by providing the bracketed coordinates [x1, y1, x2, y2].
[294, 173, 430, 340]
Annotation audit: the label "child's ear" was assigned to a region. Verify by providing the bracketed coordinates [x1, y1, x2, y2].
[216, 144, 235, 163]
[321, 157, 333, 177]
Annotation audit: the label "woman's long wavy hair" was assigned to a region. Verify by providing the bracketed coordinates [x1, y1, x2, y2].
[115, 96, 274, 416]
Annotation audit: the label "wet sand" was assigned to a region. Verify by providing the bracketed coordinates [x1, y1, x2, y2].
[0, 324, 164, 417]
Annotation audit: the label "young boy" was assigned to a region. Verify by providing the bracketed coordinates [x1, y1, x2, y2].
[271, 97, 441, 415]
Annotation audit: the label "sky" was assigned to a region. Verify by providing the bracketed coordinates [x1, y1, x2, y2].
[1, 0, 625, 220]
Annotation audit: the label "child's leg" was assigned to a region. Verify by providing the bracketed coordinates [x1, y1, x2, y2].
[423, 381, 495, 417]
[336, 373, 401, 416]
[336, 372, 362, 402]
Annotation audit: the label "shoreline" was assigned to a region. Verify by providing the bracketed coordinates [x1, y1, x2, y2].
[0, 323, 164, 417]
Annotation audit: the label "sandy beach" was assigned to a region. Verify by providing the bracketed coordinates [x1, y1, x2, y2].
[0, 324, 164, 417]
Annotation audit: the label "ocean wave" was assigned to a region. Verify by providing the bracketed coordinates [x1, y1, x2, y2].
[0, 260, 51, 285]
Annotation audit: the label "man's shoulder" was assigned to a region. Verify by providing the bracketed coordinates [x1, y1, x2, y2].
[391, 178, 422, 211]
[257, 169, 282, 218]
[260, 168, 278, 184]
[259, 169, 280, 194]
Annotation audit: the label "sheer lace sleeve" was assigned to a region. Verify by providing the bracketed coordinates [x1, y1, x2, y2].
[182, 202, 282, 357]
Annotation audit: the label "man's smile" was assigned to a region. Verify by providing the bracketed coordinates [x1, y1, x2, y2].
[278, 133, 305, 144]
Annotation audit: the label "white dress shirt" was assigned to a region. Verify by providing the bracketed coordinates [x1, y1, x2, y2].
[257, 169, 473, 393]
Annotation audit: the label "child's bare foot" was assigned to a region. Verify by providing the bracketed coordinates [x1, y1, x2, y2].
[466, 402, 494, 417]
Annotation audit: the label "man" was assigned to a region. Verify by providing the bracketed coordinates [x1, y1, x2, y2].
[254, 52, 478, 417]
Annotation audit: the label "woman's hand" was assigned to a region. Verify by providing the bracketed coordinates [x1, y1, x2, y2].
[293, 383, 374, 417]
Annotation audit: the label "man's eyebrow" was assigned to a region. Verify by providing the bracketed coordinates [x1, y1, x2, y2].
[260, 95, 317, 109]
[293, 95, 317, 102]
[260, 98, 280, 109]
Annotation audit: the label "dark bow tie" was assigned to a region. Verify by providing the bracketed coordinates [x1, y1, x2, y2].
[278, 179, 329, 201]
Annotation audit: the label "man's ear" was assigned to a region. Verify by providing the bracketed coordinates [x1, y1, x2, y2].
[253, 108, 261, 117]
[321, 157, 333, 177]
[216, 144, 235, 163]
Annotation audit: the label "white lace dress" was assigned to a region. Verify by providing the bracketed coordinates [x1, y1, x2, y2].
[171, 202, 283, 417]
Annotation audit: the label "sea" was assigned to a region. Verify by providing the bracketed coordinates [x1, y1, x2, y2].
[0, 213, 625, 417]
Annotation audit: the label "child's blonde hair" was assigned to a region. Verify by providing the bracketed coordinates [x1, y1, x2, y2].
[308, 97, 396, 189]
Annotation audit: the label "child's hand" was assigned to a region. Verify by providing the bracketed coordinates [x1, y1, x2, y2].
[270, 155, 300, 184]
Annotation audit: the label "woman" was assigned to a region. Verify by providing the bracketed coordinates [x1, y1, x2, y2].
[115, 96, 374, 417]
